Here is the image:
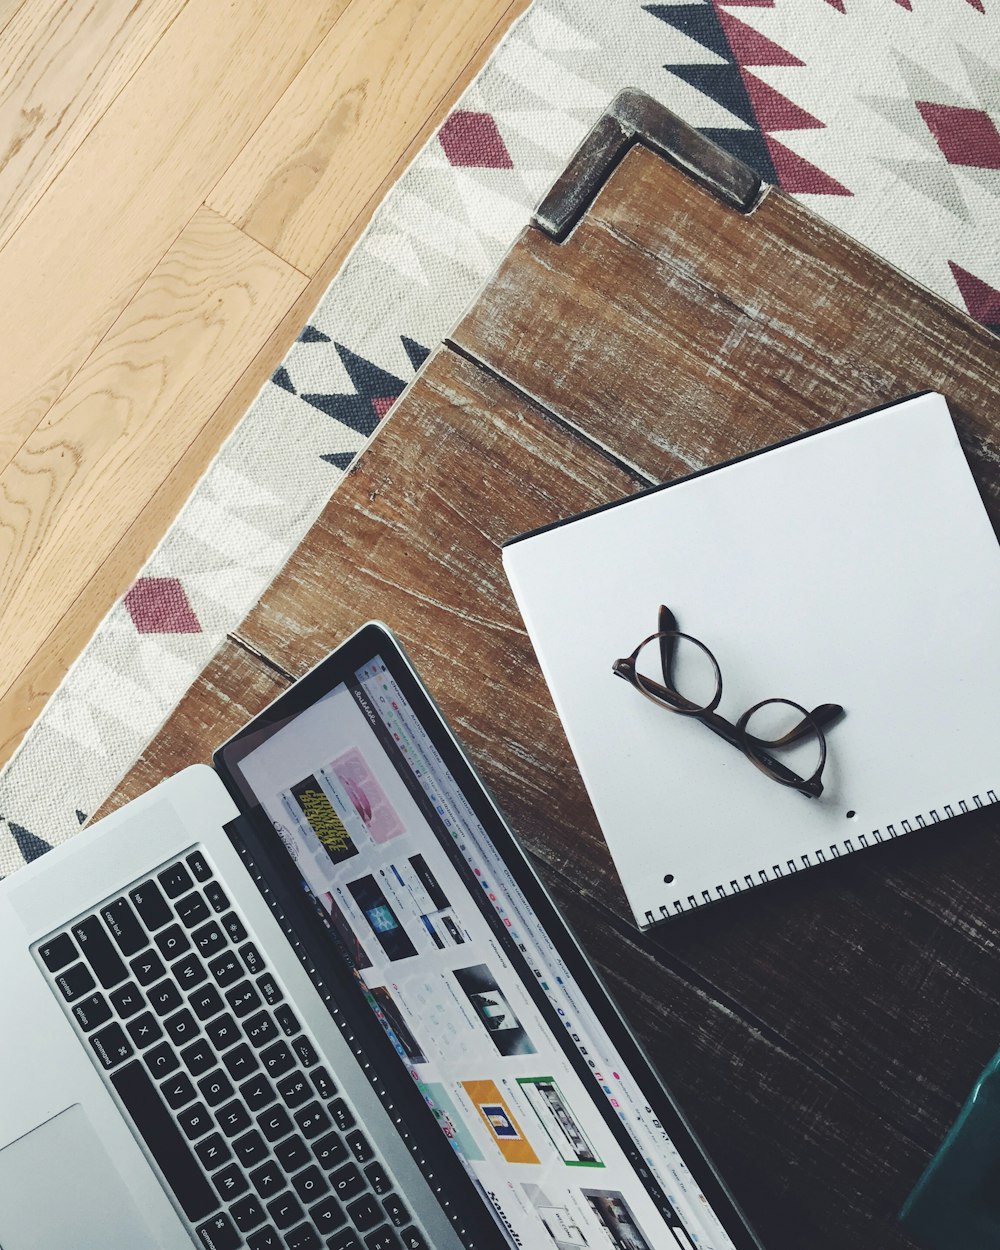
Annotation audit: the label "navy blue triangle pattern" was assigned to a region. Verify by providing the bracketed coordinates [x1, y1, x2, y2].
[321, 451, 357, 470]
[76, 810, 87, 825]
[298, 325, 331, 343]
[272, 366, 296, 395]
[402, 336, 430, 371]
[9, 820, 52, 863]
[645, 3, 777, 183]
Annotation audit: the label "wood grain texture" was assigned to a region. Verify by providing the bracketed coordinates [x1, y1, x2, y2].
[0, 0, 185, 252]
[0, 0, 348, 471]
[208, 0, 525, 274]
[0, 205, 305, 715]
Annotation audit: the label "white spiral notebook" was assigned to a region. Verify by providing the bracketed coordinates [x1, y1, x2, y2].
[502, 392, 1000, 929]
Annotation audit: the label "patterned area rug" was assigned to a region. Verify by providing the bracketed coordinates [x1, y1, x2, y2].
[2, 0, 998, 875]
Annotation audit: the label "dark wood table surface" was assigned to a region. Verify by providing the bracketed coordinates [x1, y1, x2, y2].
[100, 94, 1000, 1250]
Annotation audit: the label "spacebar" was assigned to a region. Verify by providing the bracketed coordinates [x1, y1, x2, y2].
[111, 1060, 218, 1222]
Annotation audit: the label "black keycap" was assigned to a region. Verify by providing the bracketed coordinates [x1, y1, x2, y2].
[209, 952, 241, 987]
[205, 881, 230, 913]
[397, 1228, 427, 1250]
[381, 1195, 408, 1228]
[239, 1073, 275, 1113]
[196, 1213, 240, 1250]
[232, 1194, 267, 1233]
[330, 1163, 365, 1202]
[155, 924, 190, 962]
[364, 1162, 390, 1196]
[364, 1229, 399, 1250]
[294, 1101, 330, 1141]
[244, 1010, 278, 1049]
[130, 950, 166, 985]
[265, 1190, 304, 1230]
[286, 1224, 321, 1250]
[347, 1132, 373, 1165]
[226, 980, 261, 1018]
[178, 1102, 213, 1141]
[73, 917, 127, 988]
[126, 1011, 163, 1050]
[111, 1060, 216, 1221]
[312, 1130, 348, 1171]
[257, 973, 281, 1006]
[193, 921, 226, 958]
[310, 1067, 337, 1101]
[292, 1036, 318, 1068]
[247, 1226, 282, 1250]
[57, 961, 97, 1002]
[309, 1194, 346, 1235]
[177, 892, 211, 929]
[206, 1012, 240, 1051]
[292, 1164, 328, 1204]
[260, 1041, 293, 1078]
[90, 1022, 133, 1069]
[330, 1099, 355, 1132]
[144, 1041, 179, 1079]
[110, 981, 144, 1019]
[216, 1099, 251, 1138]
[73, 992, 112, 1032]
[180, 1037, 215, 1077]
[130, 880, 172, 931]
[100, 897, 146, 956]
[274, 1004, 301, 1037]
[328, 1231, 363, 1250]
[232, 1128, 269, 1168]
[174, 953, 208, 991]
[164, 1007, 198, 1046]
[221, 912, 247, 943]
[158, 862, 194, 898]
[277, 1072, 310, 1109]
[190, 983, 224, 1021]
[258, 1105, 293, 1143]
[148, 979, 183, 1016]
[250, 1160, 284, 1200]
[275, 1134, 310, 1173]
[195, 1132, 231, 1171]
[197, 1069, 234, 1107]
[213, 1163, 248, 1202]
[223, 1043, 258, 1083]
[39, 932, 76, 972]
[187, 850, 212, 882]
[347, 1195, 382, 1232]
[239, 942, 263, 975]
[161, 1071, 197, 1110]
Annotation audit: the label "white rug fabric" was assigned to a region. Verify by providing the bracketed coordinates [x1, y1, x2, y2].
[2, 0, 998, 874]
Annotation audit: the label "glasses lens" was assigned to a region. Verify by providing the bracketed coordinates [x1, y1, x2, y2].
[739, 698, 825, 787]
[633, 632, 721, 715]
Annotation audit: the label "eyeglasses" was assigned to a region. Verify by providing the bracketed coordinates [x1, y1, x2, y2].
[612, 605, 844, 798]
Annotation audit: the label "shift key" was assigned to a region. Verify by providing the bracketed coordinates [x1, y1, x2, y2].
[72, 916, 127, 987]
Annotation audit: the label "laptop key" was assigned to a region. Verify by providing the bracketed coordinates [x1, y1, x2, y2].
[206, 1012, 240, 1051]
[277, 1071, 310, 1108]
[205, 881, 230, 913]
[265, 1190, 304, 1229]
[225, 980, 261, 1018]
[158, 862, 194, 899]
[382, 1195, 409, 1228]
[247, 1226, 282, 1250]
[148, 979, 183, 1016]
[39, 932, 76, 972]
[330, 1098, 355, 1132]
[275, 1133, 310, 1173]
[191, 983, 224, 1021]
[187, 850, 212, 882]
[129, 881, 172, 931]
[257, 972, 282, 1005]
[100, 897, 146, 956]
[197, 1069, 234, 1107]
[239, 942, 264, 976]
[274, 1004, 301, 1037]
[109, 980, 144, 1019]
[193, 921, 226, 959]
[164, 1007, 198, 1046]
[294, 1101, 330, 1140]
[239, 1072, 275, 1112]
[232, 1128, 269, 1168]
[250, 1160, 285, 1199]
[364, 1162, 390, 1195]
[312, 1130, 348, 1171]
[330, 1163, 365, 1202]
[364, 1229, 399, 1250]
[73, 992, 112, 1032]
[155, 924, 190, 962]
[216, 1099, 251, 1137]
[348, 1131, 374, 1164]
[162, 1071, 197, 1110]
[212, 1163, 248, 1201]
[244, 1010, 278, 1049]
[309, 1194, 346, 1235]
[328, 1231, 363, 1250]
[347, 1195, 382, 1232]
[130, 950, 166, 985]
[291, 1164, 327, 1205]
[398, 1229, 427, 1250]
[144, 1041, 179, 1079]
[56, 962, 95, 1001]
[209, 952, 242, 987]
[260, 1040, 294, 1078]
[222, 1042, 258, 1082]
[310, 1067, 336, 1100]
[286, 1224, 321, 1250]
[181, 1037, 215, 1078]
[195, 1133, 231, 1171]
[231, 1193, 267, 1233]
[126, 1011, 163, 1049]
[177, 893, 211, 929]
[196, 1213, 240, 1250]
[258, 1104, 293, 1143]
[72, 917, 127, 988]
[221, 912, 247, 943]
[178, 1102, 213, 1141]
[292, 1036, 319, 1068]
[90, 1022, 133, 1069]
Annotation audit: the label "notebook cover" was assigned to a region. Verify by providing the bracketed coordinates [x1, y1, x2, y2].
[502, 392, 1000, 929]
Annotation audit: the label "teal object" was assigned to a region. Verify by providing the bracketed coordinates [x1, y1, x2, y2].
[900, 1048, 1000, 1249]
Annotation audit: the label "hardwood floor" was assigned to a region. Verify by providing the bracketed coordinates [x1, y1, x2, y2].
[0, 0, 529, 768]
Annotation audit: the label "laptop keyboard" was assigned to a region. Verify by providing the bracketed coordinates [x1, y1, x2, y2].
[35, 850, 428, 1250]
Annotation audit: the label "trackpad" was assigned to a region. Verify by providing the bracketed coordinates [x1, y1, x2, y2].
[0, 1104, 160, 1250]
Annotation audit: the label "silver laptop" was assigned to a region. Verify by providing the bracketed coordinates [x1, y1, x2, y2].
[0, 622, 762, 1250]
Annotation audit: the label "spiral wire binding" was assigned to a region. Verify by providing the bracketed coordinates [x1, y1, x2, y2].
[644, 790, 999, 927]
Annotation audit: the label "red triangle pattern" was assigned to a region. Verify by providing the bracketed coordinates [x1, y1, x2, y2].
[893, 0, 913, 9]
[823, 0, 846, 9]
[766, 136, 852, 194]
[717, 9, 804, 64]
[965, 0, 986, 11]
[372, 396, 396, 419]
[742, 71, 824, 130]
[949, 262, 1000, 325]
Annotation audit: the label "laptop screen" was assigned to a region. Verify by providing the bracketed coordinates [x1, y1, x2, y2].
[223, 639, 746, 1250]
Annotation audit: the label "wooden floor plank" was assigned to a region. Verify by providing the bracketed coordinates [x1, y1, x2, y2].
[0, 205, 305, 710]
[0, 0, 349, 474]
[207, 0, 526, 274]
[0, 0, 186, 252]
